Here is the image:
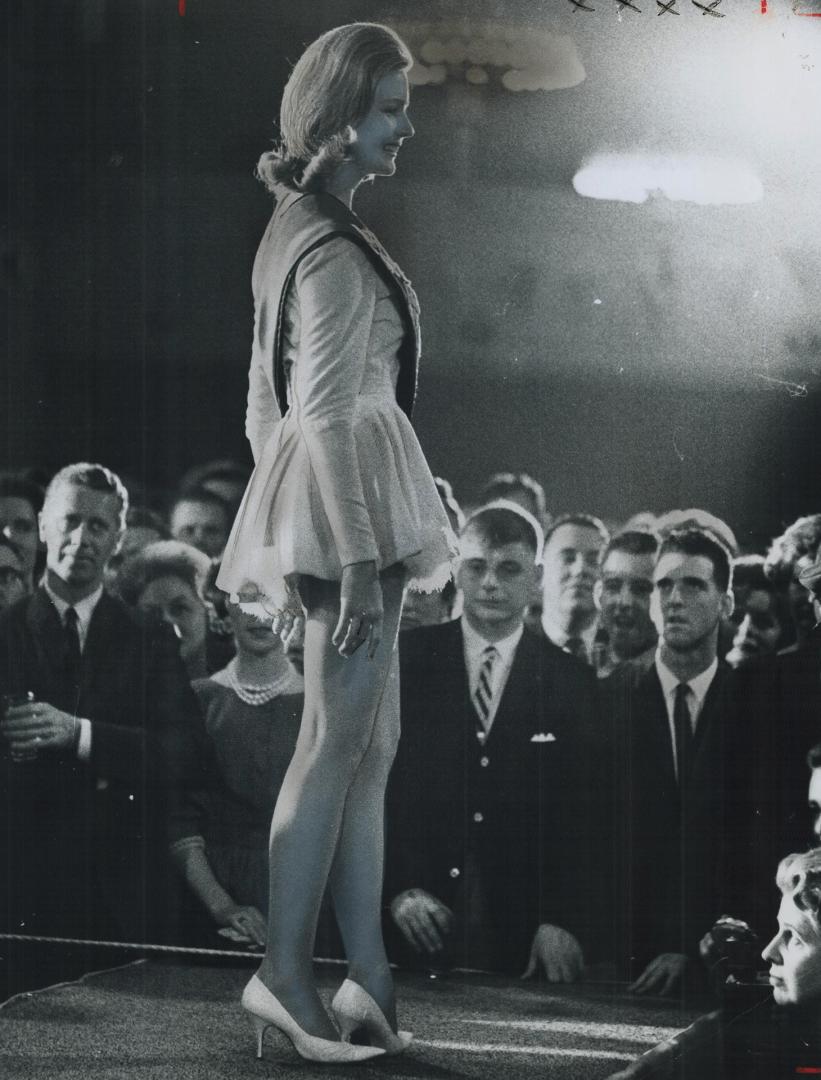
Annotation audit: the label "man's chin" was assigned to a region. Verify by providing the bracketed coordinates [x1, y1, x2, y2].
[663, 630, 696, 651]
[609, 630, 642, 654]
[60, 566, 98, 587]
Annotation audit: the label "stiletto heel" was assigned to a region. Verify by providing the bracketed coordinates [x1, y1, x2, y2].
[249, 1014, 268, 1059]
[331, 979, 413, 1055]
[242, 975, 386, 1063]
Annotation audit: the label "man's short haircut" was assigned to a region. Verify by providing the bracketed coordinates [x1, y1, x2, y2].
[0, 472, 45, 515]
[732, 554, 773, 593]
[44, 463, 129, 531]
[544, 512, 610, 547]
[656, 508, 738, 558]
[478, 472, 548, 524]
[125, 506, 171, 538]
[115, 540, 211, 607]
[601, 529, 659, 566]
[179, 458, 250, 495]
[808, 742, 821, 771]
[765, 514, 821, 586]
[170, 487, 230, 521]
[657, 527, 733, 594]
[461, 500, 544, 563]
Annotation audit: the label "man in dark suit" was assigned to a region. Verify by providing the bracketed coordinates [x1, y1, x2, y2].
[0, 463, 199, 955]
[386, 502, 601, 980]
[602, 527, 740, 996]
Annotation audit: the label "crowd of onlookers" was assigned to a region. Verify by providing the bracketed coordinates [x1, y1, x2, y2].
[2, 460, 821, 1029]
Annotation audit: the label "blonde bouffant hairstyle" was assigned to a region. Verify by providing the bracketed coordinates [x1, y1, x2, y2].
[256, 22, 413, 196]
[776, 849, 821, 931]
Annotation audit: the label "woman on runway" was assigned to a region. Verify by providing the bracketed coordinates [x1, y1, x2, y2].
[216, 21, 454, 1064]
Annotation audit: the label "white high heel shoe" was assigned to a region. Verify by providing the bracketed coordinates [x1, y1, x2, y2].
[242, 974, 386, 1063]
[330, 979, 413, 1056]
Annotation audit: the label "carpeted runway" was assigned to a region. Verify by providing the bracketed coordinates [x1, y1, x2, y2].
[0, 960, 712, 1079]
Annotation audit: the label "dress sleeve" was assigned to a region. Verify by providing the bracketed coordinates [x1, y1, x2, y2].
[245, 348, 280, 465]
[290, 237, 380, 568]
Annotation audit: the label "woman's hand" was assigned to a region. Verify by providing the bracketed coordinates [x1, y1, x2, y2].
[333, 560, 383, 658]
[215, 901, 267, 947]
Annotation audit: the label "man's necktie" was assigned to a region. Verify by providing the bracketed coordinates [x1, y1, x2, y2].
[63, 606, 82, 700]
[673, 682, 694, 787]
[474, 645, 498, 731]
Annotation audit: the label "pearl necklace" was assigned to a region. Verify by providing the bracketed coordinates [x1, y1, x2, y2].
[224, 659, 299, 706]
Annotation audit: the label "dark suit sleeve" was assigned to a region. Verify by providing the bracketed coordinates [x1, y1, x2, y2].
[385, 631, 430, 903]
[88, 621, 202, 792]
[540, 658, 608, 957]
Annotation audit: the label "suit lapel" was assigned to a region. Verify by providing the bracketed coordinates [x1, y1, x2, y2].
[25, 587, 65, 691]
[80, 592, 122, 700]
[639, 665, 678, 792]
[488, 631, 533, 742]
[691, 663, 727, 757]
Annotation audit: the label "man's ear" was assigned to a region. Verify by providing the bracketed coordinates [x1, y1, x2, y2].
[593, 578, 603, 613]
[37, 510, 47, 545]
[719, 589, 734, 622]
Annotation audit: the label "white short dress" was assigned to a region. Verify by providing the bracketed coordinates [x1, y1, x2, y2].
[217, 215, 455, 617]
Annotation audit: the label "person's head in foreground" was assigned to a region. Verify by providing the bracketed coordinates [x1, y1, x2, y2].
[257, 22, 415, 199]
[762, 849, 821, 1007]
[456, 501, 544, 641]
[116, 540, 212, 678]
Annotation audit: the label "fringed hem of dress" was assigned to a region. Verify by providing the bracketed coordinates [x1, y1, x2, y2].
[221, 525, 457, 621]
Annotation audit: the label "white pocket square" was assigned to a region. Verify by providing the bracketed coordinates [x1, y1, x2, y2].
[530, 732, 556, 743]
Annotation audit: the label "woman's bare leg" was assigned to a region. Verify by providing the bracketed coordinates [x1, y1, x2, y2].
[255, 568, 402, 1039]
[328, 568, 404, 1029]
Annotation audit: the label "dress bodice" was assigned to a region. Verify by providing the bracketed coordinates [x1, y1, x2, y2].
[281, 247, 402, 413]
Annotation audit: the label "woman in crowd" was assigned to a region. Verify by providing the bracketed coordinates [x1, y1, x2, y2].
[216, 21, 454, 1063]
[726, 555, 792, 667]
[169, 601, 303, 950]
[762, 849, 821, 1012]
[0, 537, 27, 612]
[719, 849, 821, 1077]
[116, 540, 233, 680]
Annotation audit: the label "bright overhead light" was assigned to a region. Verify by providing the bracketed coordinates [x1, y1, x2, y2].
[573, 154, 764, 206]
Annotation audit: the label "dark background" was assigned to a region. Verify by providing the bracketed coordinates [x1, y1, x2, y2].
[5, 0, 821, 549]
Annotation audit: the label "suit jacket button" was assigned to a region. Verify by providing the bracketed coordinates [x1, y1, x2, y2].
[480, 756, 489, 767]
[449, 867, 460, 878]
[473, 812, 484, 823]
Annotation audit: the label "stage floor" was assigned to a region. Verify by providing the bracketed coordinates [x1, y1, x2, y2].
[0, 960, 711, 1079]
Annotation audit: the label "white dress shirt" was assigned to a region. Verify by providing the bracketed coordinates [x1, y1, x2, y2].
[43, 581, 103, 761]
[655, 651, 718, 781]
[461, 617, 524, 736]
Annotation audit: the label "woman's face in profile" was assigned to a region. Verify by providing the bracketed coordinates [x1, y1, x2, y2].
[349, 70, 414, 180]
[762, 893, 821, 1006]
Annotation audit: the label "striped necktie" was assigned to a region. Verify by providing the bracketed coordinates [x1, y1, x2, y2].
[474, 645, 498, 730]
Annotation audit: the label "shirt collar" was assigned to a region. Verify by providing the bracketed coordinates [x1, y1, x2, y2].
[461, 616, 524, 666]
[44, 580, 104, 629]
[655, 650, 718, 708]
[540, 612, 597, 651]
